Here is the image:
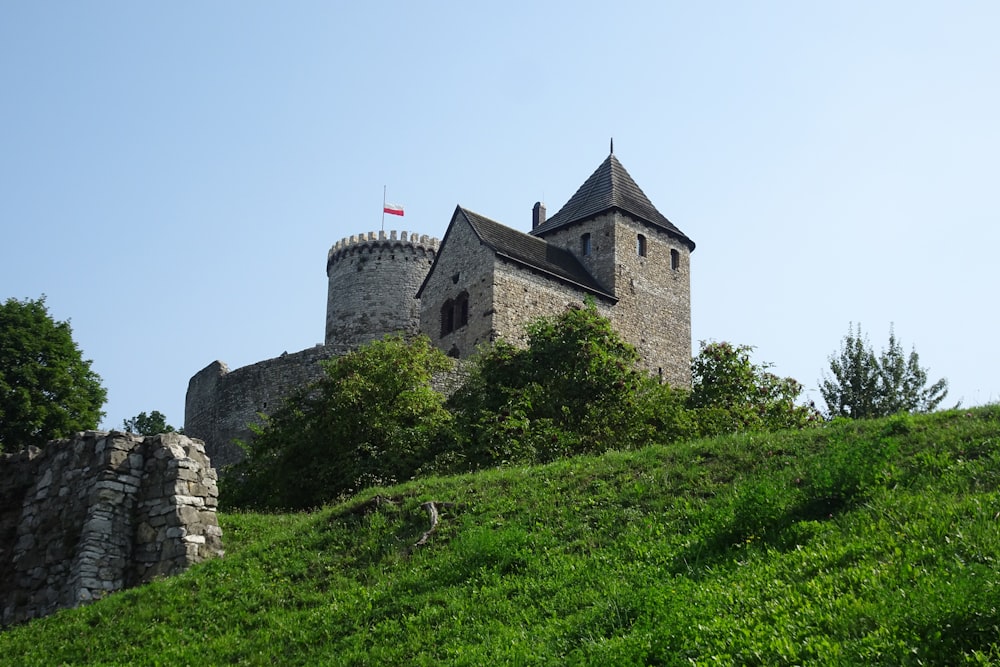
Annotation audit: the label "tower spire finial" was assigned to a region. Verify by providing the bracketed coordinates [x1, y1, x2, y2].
[610, 137, 614, 155]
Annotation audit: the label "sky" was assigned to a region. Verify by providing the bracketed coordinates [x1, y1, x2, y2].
[2, 2, 998, 431]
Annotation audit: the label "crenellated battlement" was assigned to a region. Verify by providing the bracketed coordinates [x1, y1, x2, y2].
[327, 230, 440, 268]
[324, 228, 439, 350]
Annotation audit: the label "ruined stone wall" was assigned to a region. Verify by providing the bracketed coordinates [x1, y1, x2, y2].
[0, 432, 222, 628]
[326, 230, 438, 348]
[184, 344, 346, 470]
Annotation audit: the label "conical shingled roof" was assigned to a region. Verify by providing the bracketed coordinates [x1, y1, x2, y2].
[532, 154, 695, 250]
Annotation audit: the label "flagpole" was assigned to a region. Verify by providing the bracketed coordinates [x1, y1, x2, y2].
[381, 185, 386, 231]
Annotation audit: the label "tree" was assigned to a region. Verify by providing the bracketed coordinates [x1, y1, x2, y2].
[819, 323, 880, 420]
[223, 335, 455, 510]
[877, 326, 949, 415]
[688, 341, 819, 436]
[0, 296, 106, 452]
[820, 323, 948, 419]
[122, 410, 176, 435]
[448, 302, 668, 467]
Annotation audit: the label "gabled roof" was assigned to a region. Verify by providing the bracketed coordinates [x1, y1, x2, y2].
[416, 206, 615, 301]
[532, 154, 695, 251]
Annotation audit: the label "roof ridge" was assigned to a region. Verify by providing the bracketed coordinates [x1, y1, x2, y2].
[456, 205, 614, 299]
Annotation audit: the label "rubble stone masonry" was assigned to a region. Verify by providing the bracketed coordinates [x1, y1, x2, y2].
[0, 432, 223, 627]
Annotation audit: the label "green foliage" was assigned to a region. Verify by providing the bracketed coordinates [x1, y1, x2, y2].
[821, 322, 949, 419]
[223, 335, 455, 510]
[3, 407, 999, 664]
[228, 308, 818, 512]
[447, 302, 678, 468]
[0, 296, 106, 452]
[122, 410, 177, 435]
[447, 310, 813, 472]
[689, 341, 820, 436]
[879, 325, 949, 414]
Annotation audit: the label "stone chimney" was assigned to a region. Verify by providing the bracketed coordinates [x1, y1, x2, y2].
[532, 202, 546, 230]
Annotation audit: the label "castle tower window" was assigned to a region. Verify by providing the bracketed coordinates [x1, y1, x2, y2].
[441, 299, 455, 336]
[670, 248, 680, 271]
[581, 233, 592, 256]
[637, 234, 647, 257]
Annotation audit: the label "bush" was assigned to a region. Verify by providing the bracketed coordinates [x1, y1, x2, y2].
[689, 341, 819, 437]
[447, 302, 675, 468]
[222, 335, 456, 510]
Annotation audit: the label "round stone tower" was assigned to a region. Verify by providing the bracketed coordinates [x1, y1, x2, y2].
[325, 230, 439, 348]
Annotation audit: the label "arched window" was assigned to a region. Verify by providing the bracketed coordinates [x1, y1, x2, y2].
[441, 292, 470, 336]
[581, 233, 592, 256]
[670, 248, 680, 271]
[637, 234, 647, 257]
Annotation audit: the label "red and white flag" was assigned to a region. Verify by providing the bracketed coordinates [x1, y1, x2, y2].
[383, 203, 404, 217]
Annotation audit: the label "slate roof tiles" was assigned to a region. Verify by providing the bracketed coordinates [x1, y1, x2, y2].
[531, 154, 695, 250]
[459, 207, 615, 300]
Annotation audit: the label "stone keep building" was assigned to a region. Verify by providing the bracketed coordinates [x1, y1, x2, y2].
[185, 151, 695, 467]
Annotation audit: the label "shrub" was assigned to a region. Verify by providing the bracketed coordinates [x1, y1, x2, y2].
[222, 335, 455, 510]
[448, 302, 669, 467]
[689, 341, 819, 437]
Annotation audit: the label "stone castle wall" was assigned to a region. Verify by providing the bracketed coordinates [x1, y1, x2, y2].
[541, 211, 692, 386]
[325, 230, 439, 347]
[184, 231, 440, 470]
[418, 217, 498, 356]
[490, 257, 616, 348]
[0, 432, 223, 628]
[184, 344, 347, 470]
[609, 217, 693, 386]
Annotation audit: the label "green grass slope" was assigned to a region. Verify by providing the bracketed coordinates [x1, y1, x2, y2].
[2, 407, 999, 665]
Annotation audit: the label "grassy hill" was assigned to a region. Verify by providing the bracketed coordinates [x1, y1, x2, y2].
[1, 407, 998, 665]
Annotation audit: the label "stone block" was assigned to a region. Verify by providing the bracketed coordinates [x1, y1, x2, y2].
[165, 526, 187, 539]
[36, 468, 53, 489]
[173, 494, 205, 507]
[136, 522, 156, 544]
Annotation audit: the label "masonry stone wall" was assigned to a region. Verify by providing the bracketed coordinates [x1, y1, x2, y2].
[326, 230, 438, 348]
[490, 258, 616, 347]
[185, 231, 440, 471]
[541, 211, 692, 386]
[0, 432, 223, 628]
[418, 216, 497, 357]
[184, 344, 347, 470]
[541, 214, 618, 294]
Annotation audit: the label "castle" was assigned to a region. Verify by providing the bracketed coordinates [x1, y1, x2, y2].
[185, 151, 696, 468]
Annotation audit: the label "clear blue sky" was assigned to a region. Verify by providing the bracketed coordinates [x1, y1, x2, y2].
[2, 2, 998, 430]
